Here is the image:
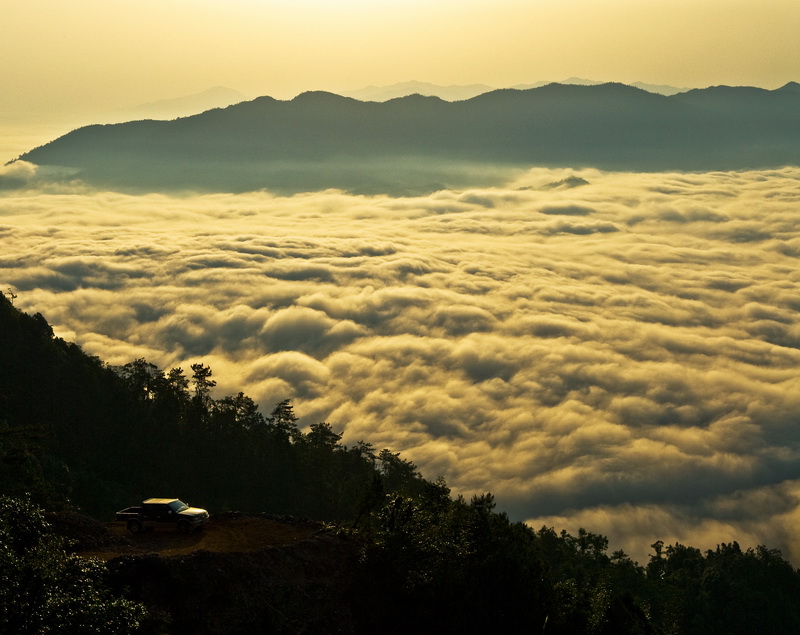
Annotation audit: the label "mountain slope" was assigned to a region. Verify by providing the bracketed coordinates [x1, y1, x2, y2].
[15, 82, 800, 194]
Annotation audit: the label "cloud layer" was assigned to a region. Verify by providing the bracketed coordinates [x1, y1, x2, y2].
[3, 166, 800, 563]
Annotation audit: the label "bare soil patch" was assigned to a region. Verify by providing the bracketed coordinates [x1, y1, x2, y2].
[66, 513, 319, 560]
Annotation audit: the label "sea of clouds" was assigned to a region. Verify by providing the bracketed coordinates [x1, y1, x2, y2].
[3, 162, 800, 564]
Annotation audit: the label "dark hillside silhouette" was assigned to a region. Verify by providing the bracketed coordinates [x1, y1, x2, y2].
[0, 291, 425, 519]
[13, 82, 800, 194]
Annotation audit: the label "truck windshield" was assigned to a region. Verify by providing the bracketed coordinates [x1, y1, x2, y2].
[168, 500, 189, 512]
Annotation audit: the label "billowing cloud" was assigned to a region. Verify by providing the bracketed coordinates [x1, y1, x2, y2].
[3, 166, 800, 564]
[0, 160, 38, 190]
[0, 160, 86, 192]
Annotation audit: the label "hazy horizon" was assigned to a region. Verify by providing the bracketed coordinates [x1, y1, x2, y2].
[4, 0, 798, 121]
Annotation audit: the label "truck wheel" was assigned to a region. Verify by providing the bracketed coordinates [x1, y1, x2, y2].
[127, 519, 142, 534]
[178, 520, 190, 534]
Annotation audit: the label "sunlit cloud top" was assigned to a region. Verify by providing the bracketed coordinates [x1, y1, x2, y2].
[3, 166, 800, 563]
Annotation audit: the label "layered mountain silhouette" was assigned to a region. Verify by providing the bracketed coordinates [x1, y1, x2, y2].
[341, 80, 494, 102]
[342, 78, 690, 101]
[511, 77, 690, 96]
[126, 86, 249, 120]
[14, 82, 800, 195]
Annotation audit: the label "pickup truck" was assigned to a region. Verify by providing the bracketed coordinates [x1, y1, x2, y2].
[116, 498, 209, 534]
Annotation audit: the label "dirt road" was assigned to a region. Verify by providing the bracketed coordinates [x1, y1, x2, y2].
[49, 511, 320, 560]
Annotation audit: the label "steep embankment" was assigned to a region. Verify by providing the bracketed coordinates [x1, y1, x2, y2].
[50, 511, 364, 633]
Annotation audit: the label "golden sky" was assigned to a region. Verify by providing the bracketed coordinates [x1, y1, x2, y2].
[3, 0, 798, 120]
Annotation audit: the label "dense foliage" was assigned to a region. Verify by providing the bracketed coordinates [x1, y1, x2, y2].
[0, 495, 146, 633]
[2, 291, 800, 633]
[361, 490, 800, 633]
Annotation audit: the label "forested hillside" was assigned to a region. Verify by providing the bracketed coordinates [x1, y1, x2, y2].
[2, 290, 800, 633]
[0, 290, 423, 520]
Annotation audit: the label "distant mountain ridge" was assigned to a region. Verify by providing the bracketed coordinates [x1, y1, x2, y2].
[14, 81, 800, 195]
[341, 80, 495, 102]
[342, 78, 691, 101]
[511, 77, 691, 96]
[127, 86, 249, 120]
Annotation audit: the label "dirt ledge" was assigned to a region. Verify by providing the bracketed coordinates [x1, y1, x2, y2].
[47, 511, 327, 560]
